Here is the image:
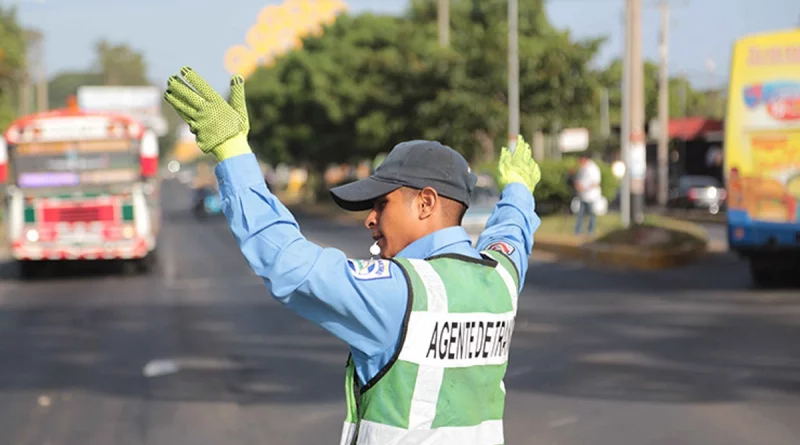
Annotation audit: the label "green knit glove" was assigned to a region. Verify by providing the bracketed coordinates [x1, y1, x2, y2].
[497, 135, 541, 194]
[164, 66, 251, 161]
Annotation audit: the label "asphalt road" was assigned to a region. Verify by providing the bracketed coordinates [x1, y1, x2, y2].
[701, 222, 727, 242]
[0, 180, 798, 445]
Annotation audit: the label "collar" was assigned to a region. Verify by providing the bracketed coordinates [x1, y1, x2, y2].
[395, 226, 477, 259]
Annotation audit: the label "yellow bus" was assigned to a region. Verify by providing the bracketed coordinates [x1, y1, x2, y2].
[724, 28, 800, 286]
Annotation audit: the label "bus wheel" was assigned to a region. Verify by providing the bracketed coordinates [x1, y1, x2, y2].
[18, 261, 41, 280]
[135, 257, 155, 274]
[122, 251, 157, 276]
[749, 260, 774, 288]
[120, 260, 140, 276]
[137, 248, 158, 274]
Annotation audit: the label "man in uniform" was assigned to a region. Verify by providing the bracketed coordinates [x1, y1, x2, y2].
[164, 68, 542, 444]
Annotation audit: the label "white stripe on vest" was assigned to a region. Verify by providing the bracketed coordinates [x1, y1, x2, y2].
[406, 259, 447, 430]
[340, 253, 518, 445]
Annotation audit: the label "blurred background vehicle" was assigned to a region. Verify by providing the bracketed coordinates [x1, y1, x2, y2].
[462, 174, 500, 244]
[667, 175, 727, 215]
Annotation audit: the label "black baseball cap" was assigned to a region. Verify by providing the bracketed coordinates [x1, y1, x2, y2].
[330, 140, 478, 212]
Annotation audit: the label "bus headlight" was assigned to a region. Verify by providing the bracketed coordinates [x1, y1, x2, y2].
[122, 226, 135, 239]
[26, 229, 39, 242]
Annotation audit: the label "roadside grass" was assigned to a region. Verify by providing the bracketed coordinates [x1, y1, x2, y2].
[538, 212, 709, 248]
[282, 195, 710, 251]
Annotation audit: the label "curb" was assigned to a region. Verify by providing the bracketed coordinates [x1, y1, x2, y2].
[530, 235, 589, 260]
[583, 240, 709, 270]
[677, 216, 725, 225]
[658, 210, 725, 225]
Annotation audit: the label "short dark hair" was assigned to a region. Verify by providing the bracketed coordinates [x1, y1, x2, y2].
[400, 187, 466, 225]
[443, 198, 467, 225]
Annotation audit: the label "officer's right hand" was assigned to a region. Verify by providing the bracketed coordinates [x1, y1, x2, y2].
[497, 135, 542, 194]
[164, 66, 251, 161]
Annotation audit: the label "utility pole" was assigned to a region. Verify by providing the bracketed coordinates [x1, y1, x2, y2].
[18, 73, 31, 116]
[705, 57, 717, 116]
[600, 88, 610, 139]
[620, 3, 631, 228]
[19, 30, 38, 116]
[508, 0, 519, 151]
[37, 60, 47, 112]
[35, 36, 47, 112]
[678, 69, 687, 116]
[438, 0, 449, 47]
[629, 0, 646, 223]
[21, 29, 47, 113]
[656, 1, 670, 207]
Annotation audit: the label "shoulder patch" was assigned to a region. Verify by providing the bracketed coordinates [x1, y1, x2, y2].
[485, 241, 515, 255]
[347, 259, 392, 280]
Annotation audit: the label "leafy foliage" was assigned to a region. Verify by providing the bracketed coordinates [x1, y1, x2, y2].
[246, 13, 456, 171]
[0, 6, 27, 130]
[245, 0, 606, 171]
[596, 58, 720, 127]
[93, 40, 150, 86]
[47, 71, 104, 109]
[44, 40, 187, 155]
[48, 40, 150, 109]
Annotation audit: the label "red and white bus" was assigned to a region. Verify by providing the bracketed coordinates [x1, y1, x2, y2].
[1, 100, 161, 278]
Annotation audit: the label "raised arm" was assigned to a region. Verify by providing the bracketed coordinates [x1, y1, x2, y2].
[164, 68, 407, 363]
[476, 135, 542, 289]
[476, 183, 539, 287]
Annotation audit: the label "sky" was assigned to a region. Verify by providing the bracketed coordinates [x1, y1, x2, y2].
[5, 0, 799, 93]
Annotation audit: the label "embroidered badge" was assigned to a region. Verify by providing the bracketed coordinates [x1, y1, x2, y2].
[347, 259, 392, 280]
[486, 241, 515, 255]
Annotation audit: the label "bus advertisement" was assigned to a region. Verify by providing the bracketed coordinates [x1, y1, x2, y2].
[724, 28, 800, 285]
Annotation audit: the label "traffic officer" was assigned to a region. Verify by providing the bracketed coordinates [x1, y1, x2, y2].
[164, 67, 542, 445]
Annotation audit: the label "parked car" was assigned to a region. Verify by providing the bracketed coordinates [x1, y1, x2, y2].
[667, 175, 727, 214]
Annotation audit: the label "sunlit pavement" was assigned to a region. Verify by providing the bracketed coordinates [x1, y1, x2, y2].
[0, 180, 797, 445]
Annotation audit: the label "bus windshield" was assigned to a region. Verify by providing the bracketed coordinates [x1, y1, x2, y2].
[10, 139, 140, 189]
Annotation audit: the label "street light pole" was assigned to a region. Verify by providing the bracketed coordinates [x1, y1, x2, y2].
[508, 0, 519, 151]
[656, 1, 670, 207]
[620, 2, 631, 228]
[629, 0, 646, 224]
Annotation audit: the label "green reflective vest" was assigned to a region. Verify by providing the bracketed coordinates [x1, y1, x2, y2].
[341, 250, 520, 445]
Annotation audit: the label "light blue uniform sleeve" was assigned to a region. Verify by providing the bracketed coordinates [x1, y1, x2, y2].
[214, 154, 407, 380]
[475, 182, 540, 290]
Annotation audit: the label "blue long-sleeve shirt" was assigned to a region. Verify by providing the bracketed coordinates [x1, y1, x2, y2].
[215, 153, 540, 385]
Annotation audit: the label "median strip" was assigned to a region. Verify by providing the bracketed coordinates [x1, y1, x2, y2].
[285, 200, 715, 270]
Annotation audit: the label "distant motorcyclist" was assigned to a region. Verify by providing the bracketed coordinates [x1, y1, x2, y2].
[191, 161, 218, 216]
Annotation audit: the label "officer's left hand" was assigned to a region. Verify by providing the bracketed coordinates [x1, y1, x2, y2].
[164, 66, 251, 161]
[497, 135, 541, 194]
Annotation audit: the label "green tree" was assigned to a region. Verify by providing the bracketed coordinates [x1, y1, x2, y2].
[247, 13, 455, 171]
[597, 58, 716, 127]
[47, 71, 103, 109]
[48, 40, 150, 108]
[45, 42, 185, 157]
[245, 0, 607, 175]
[409, 0, 605, 159]
[93, 40, 149, 86]
[0, 6, 27, 129]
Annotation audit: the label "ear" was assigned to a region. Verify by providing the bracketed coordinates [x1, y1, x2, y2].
[417, 187, 438, 220]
